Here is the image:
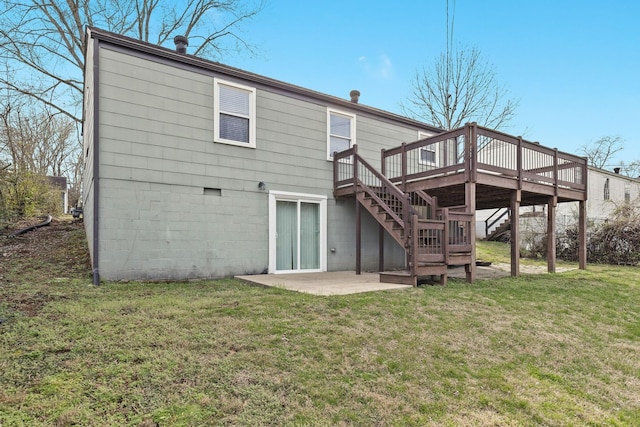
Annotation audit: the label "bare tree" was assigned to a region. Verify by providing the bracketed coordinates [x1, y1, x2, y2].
[0, 0, 264, 124]
[402, 46, 519, 131]
[0, 98, 76, 177]
[620, 160, 640, 178]
[579, 135, 624, 170]
[1, 93, 84, 212]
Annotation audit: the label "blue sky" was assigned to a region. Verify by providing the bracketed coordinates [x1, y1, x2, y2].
[222, 0, 640, 169]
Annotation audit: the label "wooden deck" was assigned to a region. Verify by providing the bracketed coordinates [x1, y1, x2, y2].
[336, 123, 587, 208]
[333, 123, 588, 284]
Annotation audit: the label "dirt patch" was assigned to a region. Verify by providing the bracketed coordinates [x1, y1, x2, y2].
[0, 216, 91, 318]
[0, 291, 69, 317]
[1, 217, 90, 277]
[490, 262, 577, 274]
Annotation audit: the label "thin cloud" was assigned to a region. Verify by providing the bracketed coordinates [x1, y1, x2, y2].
[359, 54, 394, 80]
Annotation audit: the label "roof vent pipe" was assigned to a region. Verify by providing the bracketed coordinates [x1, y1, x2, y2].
[174, 35, 188, 54]
[350, 89, 360, 103]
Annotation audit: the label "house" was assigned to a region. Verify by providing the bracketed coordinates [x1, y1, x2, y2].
[82, 27, 588, 286]
[82, 27, 442, 283]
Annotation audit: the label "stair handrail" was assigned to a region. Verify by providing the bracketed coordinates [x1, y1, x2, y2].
[352, 147, 411, 228]
[485, 208, 510, 237]
[410, 189, 437, 219]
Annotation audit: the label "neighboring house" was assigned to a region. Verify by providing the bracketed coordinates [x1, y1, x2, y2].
[572, 167, 640, 224]
[47, 176, 68, 214]
[83, 28, 588, 285]
[481, 167, 640, 247]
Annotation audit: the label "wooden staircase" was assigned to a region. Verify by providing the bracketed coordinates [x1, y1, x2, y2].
[334, 145, 474, 286]
[486, 217, 511, 242]
[485, 208, 511, 242]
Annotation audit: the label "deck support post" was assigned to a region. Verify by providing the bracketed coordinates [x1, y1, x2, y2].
[378, 224, 384, 272]
[463, 123, 478, 283]
[547, 196, 557, 273]
[579, 200, 587, 270]
[510, 189, 521, 276]
[356, 198, 361, 275]
[465, 181, 476, 283]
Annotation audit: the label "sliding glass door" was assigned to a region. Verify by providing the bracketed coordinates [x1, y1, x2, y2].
[269, 192, 327, 274]
[276, 200, 320, 270]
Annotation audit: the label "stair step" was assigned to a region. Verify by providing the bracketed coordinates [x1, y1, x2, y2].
[379, 271, 416, 286]
[380, 266, 449, 287]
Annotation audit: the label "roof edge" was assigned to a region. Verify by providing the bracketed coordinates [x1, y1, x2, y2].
[85, 26, 443, 133]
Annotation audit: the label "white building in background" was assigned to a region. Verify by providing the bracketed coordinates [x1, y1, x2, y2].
[47, 176, 69, 214]
[480, 166, 640, 243]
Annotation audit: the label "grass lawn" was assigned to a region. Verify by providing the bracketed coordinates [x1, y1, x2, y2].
[1, 218, 639, 426]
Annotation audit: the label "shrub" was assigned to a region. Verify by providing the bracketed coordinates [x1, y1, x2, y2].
[558, 203, 640, 266]
[0, 170, 61, 228]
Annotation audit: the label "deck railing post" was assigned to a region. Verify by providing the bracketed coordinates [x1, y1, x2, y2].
[470, 123, 478, 183]
[464, 124, 471, 182]
[352, 144, 358, 187]
[582, 156, 588, 190]
[432, 196, 438, 220]
[404, 193, 411, 226]
[443, 137, 448, 167]
[464, 122, 478, 183]
[442, 208, 450, 264]
[517, 136, 523, 190]
[553, 148, 559, 196]
[410, 214, 418, 276]
[333, 150, 338, 189]
[401, 142, 407, 191]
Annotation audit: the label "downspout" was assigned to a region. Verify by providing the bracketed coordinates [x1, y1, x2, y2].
[91, 33, 101, 286]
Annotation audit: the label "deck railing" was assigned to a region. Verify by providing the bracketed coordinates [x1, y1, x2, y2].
[382, 127, 468, 186]
[381, 123, 587, 192]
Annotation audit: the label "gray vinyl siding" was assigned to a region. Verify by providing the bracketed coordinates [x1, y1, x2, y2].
[92, 43, 430, 280]
[82, 38, 96, 265]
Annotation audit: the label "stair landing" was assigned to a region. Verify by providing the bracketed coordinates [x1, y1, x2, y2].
[380, 265, 448, 286]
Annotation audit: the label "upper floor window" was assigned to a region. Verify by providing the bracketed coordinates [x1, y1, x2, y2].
[418, 131, 438, 166]
[420, 148, 437, 164]
[214, 78, 256, 148]
[327, 109, 355, 160]
[604, 178, 610, 200]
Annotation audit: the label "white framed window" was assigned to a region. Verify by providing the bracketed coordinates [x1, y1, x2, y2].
[214, 78, 256, 148]
[625, 182, 631, 202]
[268, 191, 327, 274]
[327, 109, 356, 160]
[417, 131, 438, 166]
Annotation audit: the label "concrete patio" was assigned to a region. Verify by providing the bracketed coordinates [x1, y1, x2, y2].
[235, 264, 543, 296]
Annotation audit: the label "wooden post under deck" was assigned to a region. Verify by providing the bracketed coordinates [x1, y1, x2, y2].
[547, 196, 557, 273]
[379, 224, 384, 272]
[579, 200, 587, 270]
[465, 123, 477, 283]
[356, 198, 361, 275]
[510, 190, 521, 276]
[465, 181, 477, 283]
